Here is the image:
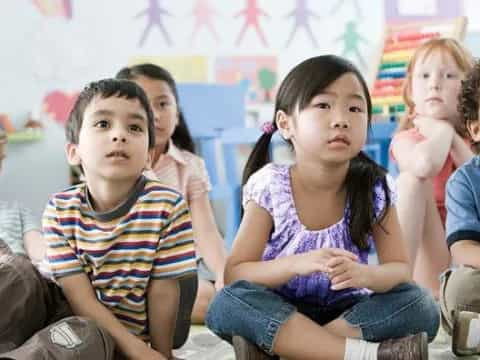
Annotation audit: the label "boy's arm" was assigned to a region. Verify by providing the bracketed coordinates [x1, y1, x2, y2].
[450, 241, 480, 268]
[446, 171, 480, 268]
[58, 273, 162, 359]
[149, 195, 197, 357]
[148, 278, 179, 358]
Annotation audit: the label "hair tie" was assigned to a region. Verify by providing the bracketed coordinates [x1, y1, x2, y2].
[261, 122, 275, 134]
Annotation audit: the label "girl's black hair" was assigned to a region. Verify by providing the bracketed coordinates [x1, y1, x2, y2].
[116, 63, 196, 153]
[242, 55, 390, 250]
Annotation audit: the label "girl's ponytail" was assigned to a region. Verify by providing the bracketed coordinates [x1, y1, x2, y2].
[346, 151, 390, 249]
[242, 126, 276, 186]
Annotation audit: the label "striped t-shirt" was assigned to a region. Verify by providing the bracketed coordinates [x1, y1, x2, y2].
[43, 176, 196, 339]
[0, 201, 40, 255]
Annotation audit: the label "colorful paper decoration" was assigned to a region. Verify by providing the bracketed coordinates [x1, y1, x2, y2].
[136, 0, 173, 47]
[129, 56, 208, 82]
[31, 0, 72, 19]
[215, 56, 278, 104]
[234, 0, 269, 47]
[285, 0, 320, 47]
[190, 0, 220, 44]
[42, 90, 79, 125]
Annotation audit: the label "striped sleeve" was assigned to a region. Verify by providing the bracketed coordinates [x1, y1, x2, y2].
[152, 195, 197, 279]
[43, 198, 84, 279]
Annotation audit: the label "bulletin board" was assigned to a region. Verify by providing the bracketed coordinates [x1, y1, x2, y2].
[370, 16, 467, 123]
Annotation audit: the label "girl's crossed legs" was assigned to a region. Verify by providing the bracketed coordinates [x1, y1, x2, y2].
[206, 280, 439, 360]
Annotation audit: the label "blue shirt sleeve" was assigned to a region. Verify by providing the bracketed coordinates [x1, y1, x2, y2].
[445, 168, 480, 248]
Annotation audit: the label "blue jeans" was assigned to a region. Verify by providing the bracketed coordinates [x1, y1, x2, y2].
[206, 280, 439, 355]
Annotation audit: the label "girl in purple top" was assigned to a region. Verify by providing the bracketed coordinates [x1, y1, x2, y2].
[206, 55, 439, 360]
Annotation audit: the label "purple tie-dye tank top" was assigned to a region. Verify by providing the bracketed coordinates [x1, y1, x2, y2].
[242, 163, 397, 306]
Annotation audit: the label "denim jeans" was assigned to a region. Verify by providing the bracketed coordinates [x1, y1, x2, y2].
[206, 280, 440, 355]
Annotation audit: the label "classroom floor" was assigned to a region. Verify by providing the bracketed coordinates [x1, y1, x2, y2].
[173, 325, 480, 360]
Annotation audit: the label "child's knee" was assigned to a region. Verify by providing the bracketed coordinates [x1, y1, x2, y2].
[414, 288, 440, 341]
[442, 267, 480, 313]
[51, 316, 115, 356]
[0, 316, 115, 360]
[205, 280, 265, 333]
[389, 283, 440, 341]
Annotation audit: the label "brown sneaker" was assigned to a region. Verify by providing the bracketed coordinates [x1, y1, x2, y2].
[232, 335, 274, 360]
[452, 310, 480, 356]
[377, 332, 428, 360]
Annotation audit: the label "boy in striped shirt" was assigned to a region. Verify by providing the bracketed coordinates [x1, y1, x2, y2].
[42, 79, 197, 359]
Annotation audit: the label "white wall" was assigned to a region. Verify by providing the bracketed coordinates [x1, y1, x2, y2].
[4, 1, 480, 219]
[0, 0, 386, 218]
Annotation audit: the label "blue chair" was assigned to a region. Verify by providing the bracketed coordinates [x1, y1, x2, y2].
[220, 128, 285, 248]
[177, 82, 249, 186]
[367, 121, 397, 169]
[363, 143, 382, 165]
[177, 82, 249, 248]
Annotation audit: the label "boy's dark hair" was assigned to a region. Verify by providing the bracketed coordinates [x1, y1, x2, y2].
[242, 55, 390, 250]
[116, 63, 196, 154]
[66, 78, 156, 148]
[458, 60, 480, 153]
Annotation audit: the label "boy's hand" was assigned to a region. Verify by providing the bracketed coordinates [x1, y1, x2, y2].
[326, 256, 368, 290]
[293, 248, 358, 276]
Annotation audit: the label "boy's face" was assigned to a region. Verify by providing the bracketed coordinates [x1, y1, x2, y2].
[66, 95, 152, 185]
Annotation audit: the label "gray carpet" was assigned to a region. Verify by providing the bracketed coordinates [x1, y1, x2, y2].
[173, 325, 479, 359]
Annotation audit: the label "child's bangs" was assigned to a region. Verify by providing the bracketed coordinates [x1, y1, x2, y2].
[415, 39, 473, 73]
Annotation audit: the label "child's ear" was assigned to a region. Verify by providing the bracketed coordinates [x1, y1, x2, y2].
[65, 143, 81, 166]
[275, 110, 292, 140]
[467, 120, 480, 143]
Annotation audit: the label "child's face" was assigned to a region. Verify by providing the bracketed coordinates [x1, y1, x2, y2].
[410, 50, 464, 121]
[278, 72, 368, 165]
[66, 95, 151, 184]
[131, 76, 178, 150]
